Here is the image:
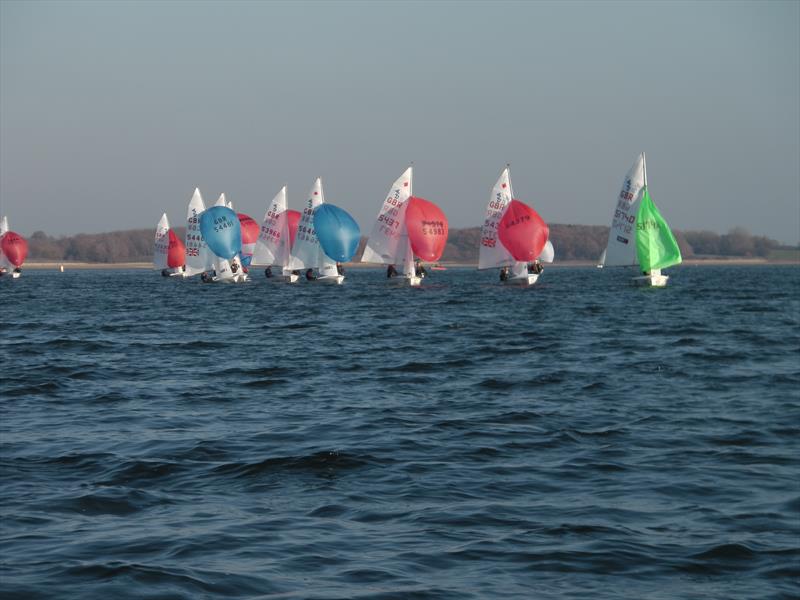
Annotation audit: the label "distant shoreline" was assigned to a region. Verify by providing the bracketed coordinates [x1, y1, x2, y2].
[20, 258, 798, 270]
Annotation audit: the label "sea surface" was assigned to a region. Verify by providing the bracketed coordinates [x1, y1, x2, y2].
[1, 265, 798, 600]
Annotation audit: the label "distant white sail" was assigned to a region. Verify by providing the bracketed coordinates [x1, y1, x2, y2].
[154, 213, 170, 270]
[287, 178, 325, 271]
[601, 153, 645, 266]
[0, 215, 8, 237]
[251, 186, 289, 267]
[184, 188, 214, 276]
[361, 167, 413, 265]
[478, 167, 515, 269]
[214, 193, 228, 208]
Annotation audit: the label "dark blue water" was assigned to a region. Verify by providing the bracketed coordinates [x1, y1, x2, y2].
[1, 266, 799, 599]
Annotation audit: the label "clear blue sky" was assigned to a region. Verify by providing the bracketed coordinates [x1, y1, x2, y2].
[1, 0, 798, 243]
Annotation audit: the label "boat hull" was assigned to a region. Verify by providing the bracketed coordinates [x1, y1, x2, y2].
[502, 273, 539, 286]
[315, 274, 344, 285]
[632, 274, 669, 287]
[390, 275, 421, 287]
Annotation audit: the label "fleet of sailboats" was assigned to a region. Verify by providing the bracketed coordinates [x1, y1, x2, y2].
[4, 156, 687, 288]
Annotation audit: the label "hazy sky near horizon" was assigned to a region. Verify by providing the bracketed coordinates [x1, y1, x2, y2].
[1, 0, 798, 243]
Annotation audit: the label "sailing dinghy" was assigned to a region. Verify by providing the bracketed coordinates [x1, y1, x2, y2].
[0, 216, 27, 279]
[251, 186, 302, 282]
[207, 194, 247, 283]
[361, 166, 449, 286]
[478, 166, 551, 286]
[287, 179, 359, 284]
[154, 213, 186, 276]
[598, 153, 682, 287]
[199, 205, 247, 283]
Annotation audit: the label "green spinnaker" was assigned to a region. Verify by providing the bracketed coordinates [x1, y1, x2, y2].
[635, 188, 682, 271]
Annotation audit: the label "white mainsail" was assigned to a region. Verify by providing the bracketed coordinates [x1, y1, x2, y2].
[478, 167, 516, 269]
[154, 213, 171, 270]
[601, 153, 645, 267]
[214, 193, 228, 208]
[287, 178, 325, 271]
[184, 188, 213, 276]
[0, 215, 10, 269]
[361, 167, 413, 265]
[251, 186, 289, 268]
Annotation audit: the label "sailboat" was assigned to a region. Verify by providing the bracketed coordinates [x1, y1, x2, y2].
[207, 193, 248, 283]
[198, 204, 248, 283]
[598, 153, 682, 287]
[154, 213, 186, 277]
[361, 166, 449, 286]
[251, 186, 302, 282]
[478, 166, 552, 286]
[0, 216, 28, 279]
[287, 178, 359, 284]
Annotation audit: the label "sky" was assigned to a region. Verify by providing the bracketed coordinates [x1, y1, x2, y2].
[1, 0, 798, 243]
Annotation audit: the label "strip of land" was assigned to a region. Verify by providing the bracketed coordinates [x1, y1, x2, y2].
[21, 257, 797, 270]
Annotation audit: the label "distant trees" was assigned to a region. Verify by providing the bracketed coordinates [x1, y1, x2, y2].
[25, 225, 786, 263]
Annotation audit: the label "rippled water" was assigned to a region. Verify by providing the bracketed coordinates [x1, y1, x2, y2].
[1, 265, 799, 599]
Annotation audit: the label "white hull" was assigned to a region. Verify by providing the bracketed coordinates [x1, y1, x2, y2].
[632, 274, 669, 287]
[503, 273, 539, 286]
[267, 274, 299, 283]
[315, 274, 344, 285]
[390, 275, 421, 287]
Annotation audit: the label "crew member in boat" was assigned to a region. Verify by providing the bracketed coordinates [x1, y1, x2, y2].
[499, 267, 509, 281]
[305, 268, 317, 281]
[264, 266, 273, 278]
[336, 262, 344, 276]
[161, 268, 171, 277]
[201, 271, 213, 283]
[415, 260, 427, 278]
[528, 260, 544, 275]
[387, 264, 398, 278]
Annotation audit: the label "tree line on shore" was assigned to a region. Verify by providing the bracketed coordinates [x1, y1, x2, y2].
[23, 225, 790, 264]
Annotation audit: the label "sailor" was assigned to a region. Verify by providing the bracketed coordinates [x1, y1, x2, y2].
[305, 268, 317, 281]
[387, 264, 398, 278]
[161, 268, 170, 277]
[415, 260, 427, 278]
[264, 266, 273, 278]
[528, 260, 544, 275]
[499, 267, 509, 281]
[336, 262, 344, 276]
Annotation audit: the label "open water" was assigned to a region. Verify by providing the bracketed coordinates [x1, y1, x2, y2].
[1, 265, 799, 599]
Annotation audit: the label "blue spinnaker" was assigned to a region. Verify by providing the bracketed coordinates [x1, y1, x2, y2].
[313, 204, 361, 262]
[199, 206, 242, 260]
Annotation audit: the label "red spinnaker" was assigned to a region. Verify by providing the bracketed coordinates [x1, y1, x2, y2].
[167, 229, 185, 268]
[286, 209, 301, 250]
[405, 197, 449, 262]
[497, 199, 549, 262]
[237, 213, 260, 245]
[1, 231, 28, 267]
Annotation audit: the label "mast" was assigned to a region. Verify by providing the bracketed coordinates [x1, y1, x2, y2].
[409, 162, 414, 197]
[642, 152, 648, 188]
[506, 162, 514, 200]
